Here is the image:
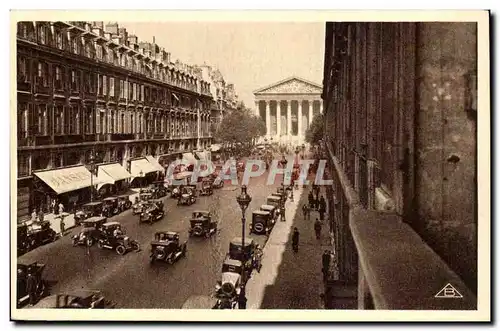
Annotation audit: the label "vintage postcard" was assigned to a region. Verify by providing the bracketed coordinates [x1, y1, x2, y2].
[10, 10, 490, 322]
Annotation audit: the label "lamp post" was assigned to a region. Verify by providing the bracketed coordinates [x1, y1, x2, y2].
[89, 153, 95, 202]
[280, 157, 287, 222]
[139, 170, 144, 191]
[236, 185, 252, 309]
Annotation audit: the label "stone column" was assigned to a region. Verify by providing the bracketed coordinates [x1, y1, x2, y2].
[287, 101, 292, 139]
[276, 101, 281, 138]
[255, 100, 260, 117]
[265, 100, 271, 137]
[309, 100, 313, 125]
[298, 101, 303, 138]
[320, 101, 324, 114]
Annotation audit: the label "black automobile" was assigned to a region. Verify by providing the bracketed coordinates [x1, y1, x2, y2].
[150, 231, 187, 264]
[24, 221, 57, 251]
[17, 224, 29, 256]
[117, 194, 132, 213]
[102, 197, 119, 217]
[188, 210, 217, 237]
[17, 259, 47, 307]
[97, 222, 140, 255]
[260, 204, 278, 223]
[71, 216, 107, 247]
[275, 187, 288, 203]
[225, 237, 263, 278]
[32, 289, 116, 309]
[150, 181, 168, 199]
[139, 199, 165, 224]
[250, 210, 272, 235]
[177, 186, 196, 206]
[266, 195, 282, 214]
[199, 179, 214, 196]
[214, 257, 243, 309]
[74, 201, 104, 226]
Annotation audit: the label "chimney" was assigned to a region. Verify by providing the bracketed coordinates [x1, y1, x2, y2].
[92, 21, 104, 29]
[85, 22, 92, 31]
[92, 26, 104, 37]
[118, 27, 128, 43]
[105, 22, 119, 35]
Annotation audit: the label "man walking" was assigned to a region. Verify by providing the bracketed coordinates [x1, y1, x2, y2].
[322, 250, 331, 281]
[302, 203, 310, 221]
[26, 268, 37, 306]
[59, 215, 66, 236]
[292, 227, 300, 253]
[308, 191, 314, 209]
[38, 209, 44, 223]
[314, 218, 322, 240]
[318, 196, 327, 221]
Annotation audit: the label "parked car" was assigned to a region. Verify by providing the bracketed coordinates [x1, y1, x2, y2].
[199, 179, 214, 196]
[225, 237, 263, 280]
[214, 257, 242, 309]
[97, 222, 140, 255]
[17, 259, 47, 307]
[188, 210, 217, 237]
[177, 186, 196, 206]
[32, 289, 115, 309]
[71, 216, 107, 247]
[24, 221, 57, 250]
[260, 204, 278, 223]
[74, 201, 104, 226]
[250, 210, 272, 235]
[17, 224, 29, 256]
[266, 195, 282, 214]
[150, 231, 187, 264]
[102, 197, 119, 217]
[139, 199, 165, 224]
[150, 181, 168, 198]
[117, 194, 132, 213]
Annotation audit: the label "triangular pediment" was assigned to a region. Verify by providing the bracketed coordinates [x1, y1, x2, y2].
[254, 76, 322, 95]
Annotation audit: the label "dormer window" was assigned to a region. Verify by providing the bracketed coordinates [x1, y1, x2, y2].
[72, 37, 78, 54]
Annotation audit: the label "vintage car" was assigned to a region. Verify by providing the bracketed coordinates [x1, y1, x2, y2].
[275, 187, 288, 202]
[102, 197, 119, 217]
[17, 224, 29, 256]
[139, 199, 165, 224]
[266, 195, 282, 214]
[181, 295, 219, 309]
[177, 186, 197, 206]
[170, 172, 194, 198]
[74, 201, 104, 225]
[17, 259, 47, 307]
[214, 257, 242, 309]
[150, 181, 168, 199]
[71, 216, 107, 247]
[249, 210, 273, 235]
[117, 194, 132, 213]
[199, 179, 214, 196]
[32, 289, 115, 309]
[150, 231, 187, 264]
[188, 211, 218, 237]
[212, 176, 224, 189]
[24, 220, 57, 250]
[97, 222, 140, 255]
[225, 237, 263, 279]
[260, 204, 278, 222]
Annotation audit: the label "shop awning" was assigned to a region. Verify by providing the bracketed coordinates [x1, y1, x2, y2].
[34, 166, 105, 195]
[210, 144, 222, 152]
[145, 155, 165, 172]
[96, 163, 131, 190]
[130, 158, 159, 178]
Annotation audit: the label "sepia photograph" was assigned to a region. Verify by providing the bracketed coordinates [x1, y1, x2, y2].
[9, 10, 490, 322]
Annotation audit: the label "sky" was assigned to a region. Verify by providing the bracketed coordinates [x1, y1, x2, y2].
[120, 22, 325, 108]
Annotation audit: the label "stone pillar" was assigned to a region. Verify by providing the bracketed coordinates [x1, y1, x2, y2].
[298, 101, 303, 138]
[309, 100, 314, 125]
[265, 100, 271, 137]
[255, 100, 260, 117]
[287, 101, 292, 139]
[320, 101, 324, 114]
[276, 101, 281, 138]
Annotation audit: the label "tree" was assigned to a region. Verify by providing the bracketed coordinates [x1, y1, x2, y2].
[214, 103, 266, 147]
[305, 113, 324, 145]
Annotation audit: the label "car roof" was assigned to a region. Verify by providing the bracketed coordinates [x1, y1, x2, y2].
[267, 195, 281, 200]
[155, 231, 178, 236]
[102, 222, 120, 227]
[193, 210, 209, 214]
[253, 210, 270, 216]
[83, 216, 107, 223]
[261, 204, 276, 210]
[103, 197, 117, 200]
[224, 257, 243, 266]
[84, 201, 102, 206]
[230, 237, 254, 246]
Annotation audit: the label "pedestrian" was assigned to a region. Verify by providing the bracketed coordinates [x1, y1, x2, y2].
[319, 196, 326, 221]
[308, 191, 314, 209]
[37, 209, 44, 223]
[238, 291, 247, 309]
[31, 209, 37, 224]
[322, 250, 331, 281]
[54, 200, 59, 215]
[314, 218, 322, 240]
[58, 202, 64, 215]
[292, 227, 300, 253]
[302, 203, 310, 221]
[51, 199, 56, 214]
[59, 215, 66, 236]
[26, 268, 37, 306]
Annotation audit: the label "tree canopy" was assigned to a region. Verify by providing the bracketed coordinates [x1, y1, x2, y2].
[213, 103, 266, 146]
[305, 113, 324, 145]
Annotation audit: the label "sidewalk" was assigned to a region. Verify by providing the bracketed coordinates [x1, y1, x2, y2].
[246, 184, 336, 309]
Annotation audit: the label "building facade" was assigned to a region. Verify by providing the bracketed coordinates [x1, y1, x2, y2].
[322, 22, 477, 309]
[16, 21, 213, 220]
[253, 77, 323, 146]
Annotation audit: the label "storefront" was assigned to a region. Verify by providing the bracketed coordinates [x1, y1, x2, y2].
[145, 155, 165, 180]
[129, 157, 162, 188]
[33, 165, 105, 213]
[96, 162, 132, 197]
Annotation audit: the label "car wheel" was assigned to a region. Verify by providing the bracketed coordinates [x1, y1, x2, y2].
[116, 245, 126, 255]
[86, 238, 94, 247]
[253, 223, 265, 234]
[72, 238, 78, 247]
[131, 242, 140, 252]
[97, 240, 104, 249]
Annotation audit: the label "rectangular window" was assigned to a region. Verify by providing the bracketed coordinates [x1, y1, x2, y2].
[102, 75, 107, 95]
[17, 56, 29, 83]
[17, 102, 28, 138]
[54, 66, 62, 90]
[96, 45, 102, 59]
[54, 105, 64, 135]
[98, 74, 103, 95]
[119, 80, 125, 98]
[71, 69, 80, 91]
[109, 77, 115, 97]
[128, 82, 133, 100]
[140, 85, 144, 101]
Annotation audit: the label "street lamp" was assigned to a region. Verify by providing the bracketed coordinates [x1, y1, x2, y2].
[139, 170, 144, 191]
[89, 153, 95, 202]
[280, 157, 288, 222]
[236, 185, 252, 309]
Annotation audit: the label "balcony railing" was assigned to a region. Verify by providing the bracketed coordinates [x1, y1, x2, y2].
[327, 146, 477, 310]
